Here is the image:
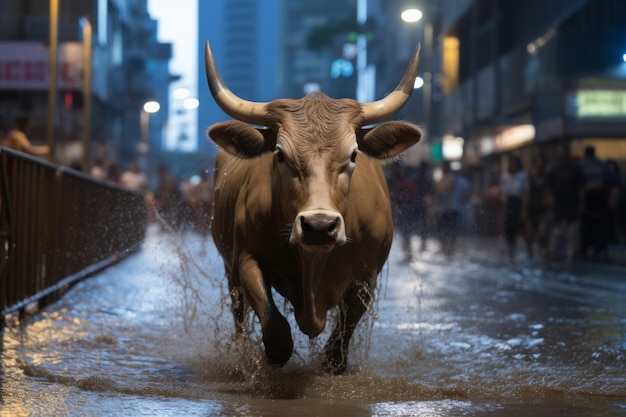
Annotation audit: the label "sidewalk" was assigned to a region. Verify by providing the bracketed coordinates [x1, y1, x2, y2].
[424, 233, 626, 278]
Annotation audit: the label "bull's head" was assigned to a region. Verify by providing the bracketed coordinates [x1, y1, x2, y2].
[206, 41, 422, 252]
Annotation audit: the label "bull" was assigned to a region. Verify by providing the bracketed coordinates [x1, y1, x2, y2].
[205, 41, 422, 374]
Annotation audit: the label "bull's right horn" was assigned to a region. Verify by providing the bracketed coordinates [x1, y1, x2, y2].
[361, 43, 422, 125]
[204, 41, 268, 126]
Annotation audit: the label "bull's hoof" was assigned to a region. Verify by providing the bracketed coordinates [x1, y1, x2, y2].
[262, 316, 293, 367]
[265, 348, 291, 368]
[323, 346, 348, 375]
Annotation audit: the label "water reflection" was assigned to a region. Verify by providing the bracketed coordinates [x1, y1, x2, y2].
[1, 227, 625, 416]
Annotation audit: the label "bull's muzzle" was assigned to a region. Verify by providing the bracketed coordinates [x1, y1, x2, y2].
[290, 210, 346, 250]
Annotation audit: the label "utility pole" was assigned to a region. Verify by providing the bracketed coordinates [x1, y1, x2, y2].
[47, 0, 59, 162]
[81, 17, 92, 174]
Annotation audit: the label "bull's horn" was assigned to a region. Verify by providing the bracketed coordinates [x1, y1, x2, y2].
[361, 43, 422, 125]
[204, 41, 268, 125]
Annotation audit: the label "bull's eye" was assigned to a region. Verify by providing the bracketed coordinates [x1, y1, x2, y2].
[350, 149, 358, 163]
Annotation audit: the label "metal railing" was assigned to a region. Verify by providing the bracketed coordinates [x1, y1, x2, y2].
[0, 148, 147, 329]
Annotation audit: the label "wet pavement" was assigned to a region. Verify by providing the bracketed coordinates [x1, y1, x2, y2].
[1, 226, 625, 416]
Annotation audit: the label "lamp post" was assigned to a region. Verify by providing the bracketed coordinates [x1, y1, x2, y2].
[169, 86, 199, 152]
[81, 17, 92, 174]
[47, 0, 59, 162]
[401, 7, 434, 129]
[140, 101, 160, 152]
[401, 8, 423, 23]
[401, 7, 431, 125]
[139, 101, 159, 175]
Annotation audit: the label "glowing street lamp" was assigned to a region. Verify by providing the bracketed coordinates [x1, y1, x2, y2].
[140, 101, 160, 153]
[402, 7, 433, 130]
[173, 87, 190, 100]
[143, 101, 160, 113]
[401, 8, 423, 23]
[183, 97, 199, 110]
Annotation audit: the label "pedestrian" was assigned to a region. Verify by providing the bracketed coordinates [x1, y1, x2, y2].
[525, 155, 549, 261]
[577, 145, 613, 259]
[91, 158, 108, 181]
[414, 160, 434, 253]
[545, 146, 586, 269]
[388, 163, 417, 261]
[434, 161, 470, 257]
[3, 115, 49, 156]
[606, 159, 624, 242]
[186, 169, 214, 236]
[119, 161, 149, 192]
[500, 155, 529, 265]
[480, 176, 503, 236]
[154, 165, 185, 231]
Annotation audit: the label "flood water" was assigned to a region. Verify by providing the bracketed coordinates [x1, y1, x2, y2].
[2, 226, 626, 416]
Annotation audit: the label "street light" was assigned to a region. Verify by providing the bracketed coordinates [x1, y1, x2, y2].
[402, 7, 432, 126]
[143, 101, 160, 114]
[183, 97, 199, 110]
[80, 17, 92, 173]
[47, 0, 59, 162]
[140, 101, 160, 153]
[401, 8, 423, 23]
[173, 87, 190, 100]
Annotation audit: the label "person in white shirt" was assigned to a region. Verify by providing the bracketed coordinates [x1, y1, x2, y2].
[119, 161, 149, 192]
[500, 155, 529, 265]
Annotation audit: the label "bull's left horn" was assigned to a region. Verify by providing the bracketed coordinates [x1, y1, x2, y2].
[361, 43, 422, 125]
[204, 41, 268, 125]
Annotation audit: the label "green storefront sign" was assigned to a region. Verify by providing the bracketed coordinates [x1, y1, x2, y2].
[577, 90, 626, 118]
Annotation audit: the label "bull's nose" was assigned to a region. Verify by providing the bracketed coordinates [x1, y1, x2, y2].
[300, 216, 339, 245]
[289, 210, 347, 248]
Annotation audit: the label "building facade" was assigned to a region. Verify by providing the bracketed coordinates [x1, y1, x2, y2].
[439, 0, 626, 188]
[196, 0, 281, 163]
[0, 0, 174, 172]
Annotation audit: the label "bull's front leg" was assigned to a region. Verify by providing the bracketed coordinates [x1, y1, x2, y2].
[323, 281, 372, 374]
[239, 255, 293, 366]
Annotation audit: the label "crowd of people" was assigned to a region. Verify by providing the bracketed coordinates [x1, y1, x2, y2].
[111, 162, 214, 236]
[3, 114, 624, 266]
[388, 146, 624, 269]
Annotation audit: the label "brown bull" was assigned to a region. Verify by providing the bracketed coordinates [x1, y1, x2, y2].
[205, 41, 422, 374]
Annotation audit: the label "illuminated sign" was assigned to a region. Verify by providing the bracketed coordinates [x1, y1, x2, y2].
[0, 42, 83, 90]
[330, 59, 354, 78]
[495, 124, 535, 151]
[576, 90, 626, 118]
[442, 135, 464, 160]
[478, 124, 535, 156]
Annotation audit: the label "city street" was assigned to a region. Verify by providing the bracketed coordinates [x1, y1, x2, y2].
[1, 226, 625, 416]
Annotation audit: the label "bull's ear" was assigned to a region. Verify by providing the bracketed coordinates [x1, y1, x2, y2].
[357, 121, 422, 160]
[207, 121, 276, 158]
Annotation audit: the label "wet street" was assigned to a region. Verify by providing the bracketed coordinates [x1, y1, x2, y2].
[1, 226, 626, 416]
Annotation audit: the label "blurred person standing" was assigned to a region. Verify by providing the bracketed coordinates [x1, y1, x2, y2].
[414, 161, 434, 253]
[434, 161, 470, 257]
[577, 145, 613, 259]
[500, 155, 529, 265]
[119, 161, 149, 192]
[154, 165, 185, 231]
[186, 169, 214, 236]
[388, 163, 417, 261]
[525, 155, 549, 260]
[545, 146, 586, 269]
[606, 160, 624, 243]
[3, 115, 49, 156]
